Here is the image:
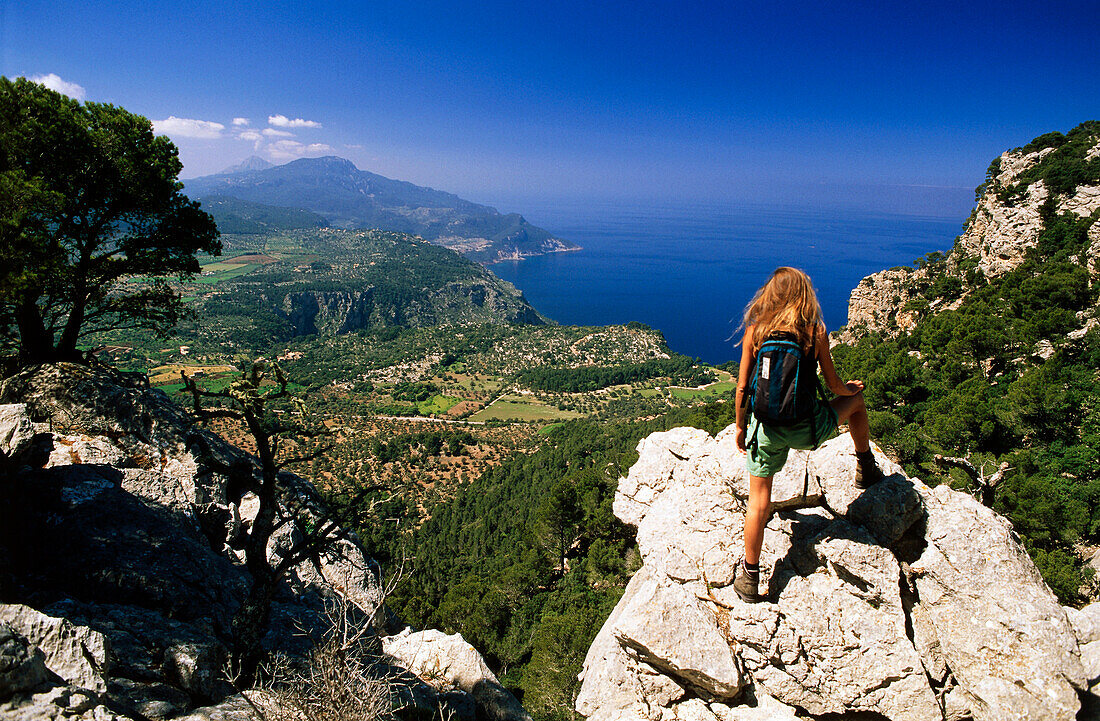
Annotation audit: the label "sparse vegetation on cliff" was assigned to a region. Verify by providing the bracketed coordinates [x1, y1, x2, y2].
[835, 125, 1100, 602]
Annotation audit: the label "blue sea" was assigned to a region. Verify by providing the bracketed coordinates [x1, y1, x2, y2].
[491, 200, 963, 365]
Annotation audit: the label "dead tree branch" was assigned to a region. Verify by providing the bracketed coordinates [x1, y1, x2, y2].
[934, 454, 1011, 507]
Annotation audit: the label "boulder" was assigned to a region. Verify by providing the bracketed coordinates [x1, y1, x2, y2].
[708, 688, 799, 720]
[0, 604, 112, 694]
[612, 572, 743, 699]
[382, 628, 531, 721]
[754, 521, 939, 721]
[911, 483, 1086, 720]
[0, 403, 34, 460]
[576, 567, 685, 721]
[614, 427, 714, 527]
[0, 622, 52, 699]
[633, 465, 744, 586]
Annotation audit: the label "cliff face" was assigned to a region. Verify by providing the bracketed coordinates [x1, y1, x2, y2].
[279, 279, 544, 336]
[0, 363, 527, 721]
[842, 128, 1100, 342]
[576, 427, 1099, 721]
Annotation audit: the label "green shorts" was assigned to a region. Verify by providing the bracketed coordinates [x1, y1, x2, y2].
[745, 402, 839, 477]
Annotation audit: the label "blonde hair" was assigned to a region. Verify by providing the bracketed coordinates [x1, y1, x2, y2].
[742, 267, 823, 351]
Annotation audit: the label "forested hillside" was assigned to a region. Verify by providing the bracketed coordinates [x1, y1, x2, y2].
[834, 123, 1100, 601]
[379, 401, 739, 720]
[101, 227, 545, 356]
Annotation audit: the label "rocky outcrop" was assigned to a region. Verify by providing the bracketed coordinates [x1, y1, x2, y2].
[843, 132, 1100, 341]
[382, 628, 532, 721]
[576, 426, 1092, 721]
[280, 279, 544, 336]
[0, 363, 524, 720]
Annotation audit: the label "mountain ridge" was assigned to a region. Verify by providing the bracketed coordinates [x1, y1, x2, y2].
[184, 156, 580, 263]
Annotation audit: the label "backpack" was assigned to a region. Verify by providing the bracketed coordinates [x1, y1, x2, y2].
[748, 328, 827, 436]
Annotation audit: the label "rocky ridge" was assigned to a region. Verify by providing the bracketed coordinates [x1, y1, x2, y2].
[279, 280, 544, 336]
[0, 363, 527, 721]
[576, 426, 1099, 721]
[185, 156, 579, 264]
[842, 129, 1100, 342]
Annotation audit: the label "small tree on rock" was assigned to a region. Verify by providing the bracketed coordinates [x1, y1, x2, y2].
[183, 360, 385, 686]
[0, 76, 220, 362]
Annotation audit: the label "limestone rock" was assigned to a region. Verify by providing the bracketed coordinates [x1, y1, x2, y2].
[707, 688, 799, 720]
[760, 522, 939, 721]
[576, 566, 685, 721]
[109, 678, 192, 720]
[382, 628, 531, 721]
[910, 483, 1085, 720]
[0, 622, 52, 699]
[578, 424, 1092, 721]
[613, 573, 743, 699]
[0, 403, 34, 460]
[0, 604, 112, 694]
[614, 427, 714, 527]
[633, 462, 744, 585]
[1065, 602, 1100, 645]
[661, 697, 719, 720]
[813, 440, 921, 546]
[0, 362, 510, 719]
[175, 694, 256, 721]
[843, 127, 1100, 343]
[1, 684, 128, 720]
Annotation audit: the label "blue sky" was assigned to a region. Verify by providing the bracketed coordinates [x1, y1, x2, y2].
[3, 1, 1098, 216]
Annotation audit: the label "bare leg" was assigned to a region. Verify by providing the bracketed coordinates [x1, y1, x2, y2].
[744, 474, 773, 566]
[830, 391, 871, 453]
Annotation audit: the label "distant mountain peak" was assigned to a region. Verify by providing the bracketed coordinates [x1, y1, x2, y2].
[185, 156, 580, 262]
[296, 155, 358, 169]
[219, 156, 273, 175]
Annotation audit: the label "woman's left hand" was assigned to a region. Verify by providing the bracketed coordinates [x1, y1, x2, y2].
[735, 426, 747, 454]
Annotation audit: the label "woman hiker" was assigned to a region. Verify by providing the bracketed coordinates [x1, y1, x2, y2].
[732, 267, 884, 603]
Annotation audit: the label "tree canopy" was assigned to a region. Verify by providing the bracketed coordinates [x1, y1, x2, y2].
[0, 76, 220, 362]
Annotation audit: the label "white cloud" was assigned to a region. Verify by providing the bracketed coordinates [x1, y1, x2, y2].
[28, 73, 86, 101]
[268, 114, 322, 129]
[152, 116, 226, 139]
[237, 130, 263, 142]
[262, 127, 294, 137]
[232, 117, 250, 126]
[266, 140, 334, 160]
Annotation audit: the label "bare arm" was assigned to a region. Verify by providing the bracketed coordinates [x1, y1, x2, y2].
[735, 325, 755, 431]
[815, 325, 863, 396]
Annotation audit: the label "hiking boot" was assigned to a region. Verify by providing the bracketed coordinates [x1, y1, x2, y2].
[855, 451, 884, 489]
[733, 563, 763, 603]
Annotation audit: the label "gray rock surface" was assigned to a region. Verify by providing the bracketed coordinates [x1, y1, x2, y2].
[0, 622, 52, 699]
[382, 628, 531, 721]
[910, 483, 1085, 720]
[613, 573, 743, 699]
[0, 402, 34, 460]
[577, 427, 1091, 721]
[0, 604, 112, 694]
[575, 566, 686, 721]
[0, 363, 519, 721]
